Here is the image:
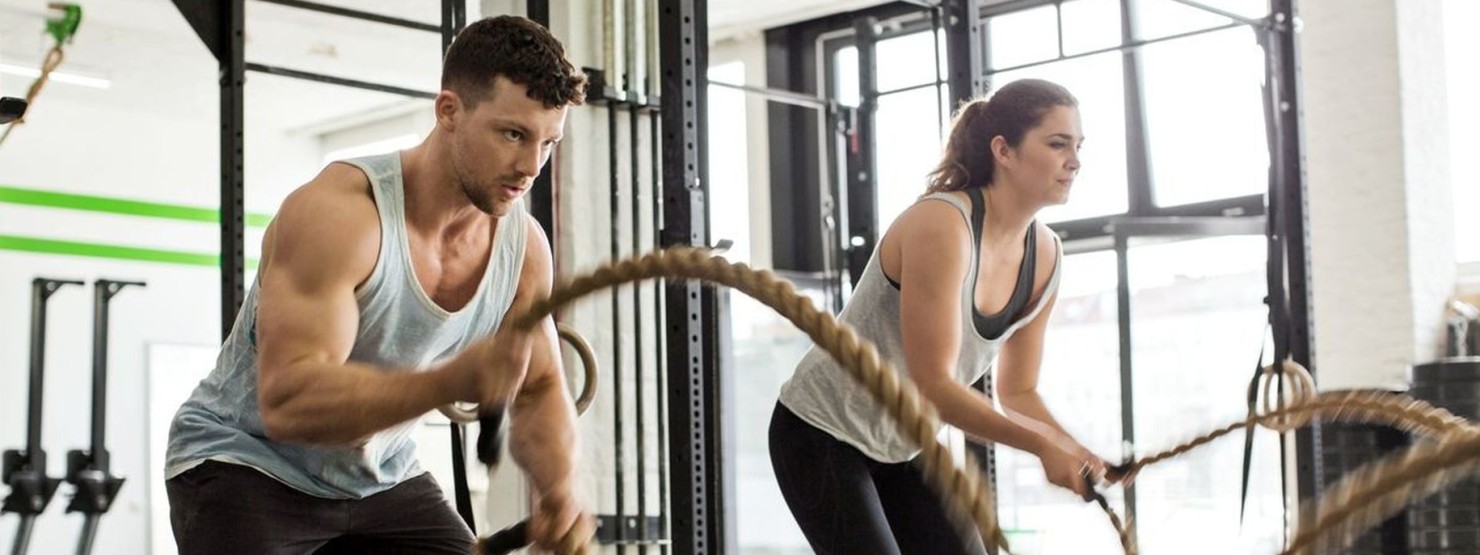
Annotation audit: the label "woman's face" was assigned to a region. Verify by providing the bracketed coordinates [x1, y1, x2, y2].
[998, 105, 1083, 206]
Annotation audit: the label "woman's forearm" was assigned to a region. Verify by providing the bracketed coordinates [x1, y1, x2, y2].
[919, 379, 1051, 457]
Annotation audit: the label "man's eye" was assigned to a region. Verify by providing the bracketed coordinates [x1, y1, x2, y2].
[503, 130, 523, 141]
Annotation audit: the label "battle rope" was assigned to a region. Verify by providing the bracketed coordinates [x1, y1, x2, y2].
[457, 247, 1477, 555]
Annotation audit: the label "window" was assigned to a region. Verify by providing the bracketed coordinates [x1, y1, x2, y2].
[711, 60, 814, 555]
[1125, 235, 1281, 554]
[1139, 26, 1267, 207]
[989, 1, 1130, 223]
[1136, 0, 1269, 41]
[874, 84, 949, 230]
[992, 52, 1130, 223]
[708, 61, 753, 264]
[994, 250, 1126, 553]
[868, 28, 953, 232]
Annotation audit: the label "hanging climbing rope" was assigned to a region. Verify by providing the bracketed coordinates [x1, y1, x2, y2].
[0, 3, 82, 148]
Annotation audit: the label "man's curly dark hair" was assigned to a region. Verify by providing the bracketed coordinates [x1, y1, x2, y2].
[441, 15, 587, 109]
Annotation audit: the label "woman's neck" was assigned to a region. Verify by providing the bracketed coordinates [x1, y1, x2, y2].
[980, 182, 1037, 247]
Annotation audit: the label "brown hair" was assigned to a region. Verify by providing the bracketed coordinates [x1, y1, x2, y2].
[441, 15, 587, 109]
[924, 78, 1077, 194]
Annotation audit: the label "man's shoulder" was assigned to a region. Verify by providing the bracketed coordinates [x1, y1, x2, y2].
[267, 164, 382, 279]
[281, 164, 379, 232]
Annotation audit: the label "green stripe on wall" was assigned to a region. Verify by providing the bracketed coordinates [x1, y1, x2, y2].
[0, 235, 259, 270]
[0, 185, 274, 228]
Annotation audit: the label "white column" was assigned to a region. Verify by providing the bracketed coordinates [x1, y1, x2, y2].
[1302, 0, 1453, 391]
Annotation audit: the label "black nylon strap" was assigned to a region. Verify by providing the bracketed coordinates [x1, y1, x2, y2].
[1237, 331, 1269, 527]
[451, 423, 476, 533]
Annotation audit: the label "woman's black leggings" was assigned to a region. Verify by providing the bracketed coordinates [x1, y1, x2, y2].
[769, 402, 987, 555]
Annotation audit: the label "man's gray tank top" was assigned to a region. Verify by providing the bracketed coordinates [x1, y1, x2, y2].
[777, 191, 1061, 463]
[165, 152, 528, 499]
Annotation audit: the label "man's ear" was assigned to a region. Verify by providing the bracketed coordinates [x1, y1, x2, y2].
[435, 90, 462, 131]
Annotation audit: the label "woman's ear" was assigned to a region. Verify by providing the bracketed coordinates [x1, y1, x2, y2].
[990, 135, 1013, 169]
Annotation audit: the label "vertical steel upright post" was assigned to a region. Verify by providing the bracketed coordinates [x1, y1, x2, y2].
[846, 17, 879, 288]
[528, 0, 556, 239]
[220, 0, 245, 340]
[1266, 0, 1319, 512]
[658, 0, 726, 552]
[3, 278, 82, 555]
[625, 0, 650, 547]
[67, 279, 143, 555]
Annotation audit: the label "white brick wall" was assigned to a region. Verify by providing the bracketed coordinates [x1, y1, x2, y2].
[1302, 0, 1453, 391]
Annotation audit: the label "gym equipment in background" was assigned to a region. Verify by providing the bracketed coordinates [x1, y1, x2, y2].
[65, 279, 144, 555]
[3, 278, 85, 555]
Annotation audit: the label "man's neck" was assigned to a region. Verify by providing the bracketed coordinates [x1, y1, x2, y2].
[400, 140, 491, 241]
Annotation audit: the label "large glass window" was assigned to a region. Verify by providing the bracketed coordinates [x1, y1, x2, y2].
[994, 250, 1125, 554]
[709, 62, 753, 264]
[1136, 0, 1269, 41]
[1140, 27, 1267, 207]
[988, 1, 1130, 224]
[992, 52, 1130, 223]
[711, 60, 814, 555]
[838, 28, 956, 233]
[874, 85, 949, 230]
[1127, 235, 1282, 554]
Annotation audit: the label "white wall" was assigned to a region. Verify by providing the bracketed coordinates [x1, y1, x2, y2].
[1302, 0, 1455, 391]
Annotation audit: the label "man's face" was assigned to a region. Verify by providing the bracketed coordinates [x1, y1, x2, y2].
[449, 77, 568, 216]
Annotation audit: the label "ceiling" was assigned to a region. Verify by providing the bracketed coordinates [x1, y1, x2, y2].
[0, 0, 887, 135]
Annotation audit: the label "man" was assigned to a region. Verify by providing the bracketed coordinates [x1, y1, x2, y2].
[165, 16, 593, 554]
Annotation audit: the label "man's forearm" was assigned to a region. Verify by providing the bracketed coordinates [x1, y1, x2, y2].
[509, 375, 578, 496]
[260, 360, 464, 445]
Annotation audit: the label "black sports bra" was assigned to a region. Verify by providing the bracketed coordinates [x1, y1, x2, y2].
[966, 187, 1036, 340]
[884, 187, 1036, 340]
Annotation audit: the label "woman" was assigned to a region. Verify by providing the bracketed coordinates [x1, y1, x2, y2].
[769, 78, 1113, 555]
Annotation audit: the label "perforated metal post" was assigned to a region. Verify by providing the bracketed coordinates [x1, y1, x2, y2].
[658, 0, 729, 552]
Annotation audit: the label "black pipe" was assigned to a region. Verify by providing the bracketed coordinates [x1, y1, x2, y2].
[257, 0, 441, 32]
[624, 2, 650, 544]
[25, 279, 81, 465]
[608, 93, 628, 552]
[244, 63, 437, 99]
[89, 281, 142, 461]
[10, 519, 35, 555]
[649, 100, 670, 555]
[65, 279, 142, 555]
[3, 278, 82, 555]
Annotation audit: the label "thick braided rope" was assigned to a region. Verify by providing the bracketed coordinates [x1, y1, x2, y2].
[506, 248, 1008, 553]
[1090, 391, 1478, 554]
[1125, 391, 1471, 474]
[1283, 430, 1480, 554]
